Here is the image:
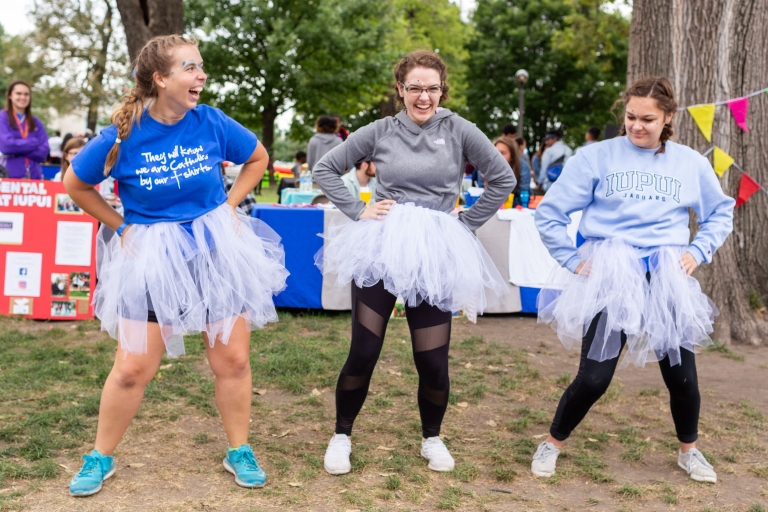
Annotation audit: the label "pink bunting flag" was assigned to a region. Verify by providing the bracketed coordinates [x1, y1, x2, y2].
[727, 97, 750, 132]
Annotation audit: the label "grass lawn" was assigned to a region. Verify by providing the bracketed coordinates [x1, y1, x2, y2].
[0, 313, 766, 511]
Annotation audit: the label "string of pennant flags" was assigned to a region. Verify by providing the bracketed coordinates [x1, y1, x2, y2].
[701, 146, 767, 207]
[683, 86, 768, 140]
[678, 87, 768, 207]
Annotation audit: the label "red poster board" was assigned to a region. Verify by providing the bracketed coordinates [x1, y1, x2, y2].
[0, 179, 98, 320]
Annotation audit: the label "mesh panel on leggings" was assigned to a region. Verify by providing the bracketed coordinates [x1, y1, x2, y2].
[356, 300, 387, 339]
[411, 322, 451, 353]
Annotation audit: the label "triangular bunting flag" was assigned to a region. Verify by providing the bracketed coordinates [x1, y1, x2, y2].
[712, 147, 735, 177]
[727, 97, 750, 131]
[687, 104, 716, 142]
[736, 172, 761, 207]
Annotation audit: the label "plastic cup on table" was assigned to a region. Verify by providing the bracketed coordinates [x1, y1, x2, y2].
[502, 193, 514, 209]
[359, 190, 372, 205]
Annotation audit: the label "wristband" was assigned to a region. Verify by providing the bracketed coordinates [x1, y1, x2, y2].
[116, 222, 130, 237]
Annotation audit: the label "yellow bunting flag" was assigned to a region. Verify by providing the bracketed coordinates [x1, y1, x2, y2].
[687, 104, 716, 142]
[712, 146, 735, 177]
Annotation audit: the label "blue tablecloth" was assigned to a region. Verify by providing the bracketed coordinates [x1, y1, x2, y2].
[252, 204, 324, 308]
[281, 188, 322, 205]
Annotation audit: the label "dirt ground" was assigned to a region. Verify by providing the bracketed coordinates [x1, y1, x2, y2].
[5, 315, 768, 511]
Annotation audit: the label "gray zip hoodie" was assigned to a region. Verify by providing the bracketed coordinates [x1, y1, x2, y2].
[313, 109, 516, 231]
[307, 132, 343, 170]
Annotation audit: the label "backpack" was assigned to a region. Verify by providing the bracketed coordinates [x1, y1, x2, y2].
[546, 155, 566, 183]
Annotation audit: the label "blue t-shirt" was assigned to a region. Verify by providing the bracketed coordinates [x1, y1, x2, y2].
[72, 105, 257, 225]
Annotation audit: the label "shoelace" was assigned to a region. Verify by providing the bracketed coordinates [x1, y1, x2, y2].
[534, 443, 557, 461]
[233, 450, 260, 472]
[423, 439, 448, 457]
[686, 450, 713, 470]
[77, 455, 100, 477]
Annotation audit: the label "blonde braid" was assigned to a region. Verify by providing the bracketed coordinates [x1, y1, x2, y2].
[103, 91, 144, 176]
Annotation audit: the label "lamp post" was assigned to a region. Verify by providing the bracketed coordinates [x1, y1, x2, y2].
[515, 69, 529, 137]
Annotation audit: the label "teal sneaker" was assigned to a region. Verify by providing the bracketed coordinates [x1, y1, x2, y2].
[69, 450, 115, 497]
[223, 445, 267, 488]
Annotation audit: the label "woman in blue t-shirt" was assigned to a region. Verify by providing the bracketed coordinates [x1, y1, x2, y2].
[64, 35, 288, 497]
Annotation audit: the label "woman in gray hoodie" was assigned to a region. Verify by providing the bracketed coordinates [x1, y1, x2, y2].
[307, 115, 343, 170]
[314, 50, 516, 476]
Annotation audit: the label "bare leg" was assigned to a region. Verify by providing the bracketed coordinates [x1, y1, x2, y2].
[204, 316, 252, 448]
[94, 321, 166, 455]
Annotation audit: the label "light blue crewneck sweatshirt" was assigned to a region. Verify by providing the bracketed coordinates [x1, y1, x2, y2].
[535, 136, 735, 273]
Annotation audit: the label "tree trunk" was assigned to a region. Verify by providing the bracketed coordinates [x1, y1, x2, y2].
[116, 0, 184, 65]
[262, 102, 278, 186]
[629, 0, 768, 345]
[87, 1, 114, 132]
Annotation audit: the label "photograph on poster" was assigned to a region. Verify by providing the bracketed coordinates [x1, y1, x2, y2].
[51, 300, 77, 317]
[55, 221, 93, 266]
[0, 212, 24, 245]
[54, 194, 83, 214]
[51, 273, 68, 297]
[9, 297, 33, 315]
[69, 272, 90, 298]
[4, 252, 43, 298]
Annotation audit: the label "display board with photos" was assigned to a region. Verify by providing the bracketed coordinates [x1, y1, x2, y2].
[0, 180, 99, 320]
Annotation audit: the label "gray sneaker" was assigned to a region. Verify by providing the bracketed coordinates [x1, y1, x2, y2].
[678, 448, 717, 483]
[531, 441, 560, 478]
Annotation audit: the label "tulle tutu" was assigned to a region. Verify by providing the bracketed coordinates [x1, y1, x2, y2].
[316, 202, 508, 321]
[537, 239, 716, 367]
[94, 203, 288, 357]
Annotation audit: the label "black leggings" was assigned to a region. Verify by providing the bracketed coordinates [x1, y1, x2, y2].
[550, 311, 701, 443]
[335, 280, 452, 439]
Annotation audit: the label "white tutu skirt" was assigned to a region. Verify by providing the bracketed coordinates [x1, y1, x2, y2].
[316, 202, 508, 321]
[94, 203, 288, 357]
[537, 239, 717, 367]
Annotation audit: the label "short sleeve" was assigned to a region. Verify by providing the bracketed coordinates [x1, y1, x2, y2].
[71, 126, 118, 185]
[222, 112, 258, 165]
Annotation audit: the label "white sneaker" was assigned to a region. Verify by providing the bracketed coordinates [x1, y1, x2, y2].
[324, 434, 352, 475]
[678, 448, 717, 483]
[531, 442, 560, 478]
[421, 437, 455, 472]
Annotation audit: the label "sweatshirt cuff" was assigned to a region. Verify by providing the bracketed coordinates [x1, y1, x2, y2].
[687, 245, 707, 265]
[352, 201, 366, 221]
[564, 255, 583, 274]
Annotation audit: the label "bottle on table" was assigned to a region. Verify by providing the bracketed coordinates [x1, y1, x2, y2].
[520, 190, 530, 208]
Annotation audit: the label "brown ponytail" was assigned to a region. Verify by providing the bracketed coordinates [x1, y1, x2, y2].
[612, 76, 677, 155]
[103, 34, 198, 176]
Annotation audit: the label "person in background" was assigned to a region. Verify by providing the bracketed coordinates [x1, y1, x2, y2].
[49, 130, 63, 164]
[341, 160, 377, 200]
[307, 115, 343, 170]
[333, 114, 349, 141]
[0, 80, 49, 179]
[577, 126, 601, 152]
[515, 135, 531, 167]
[62, 133, 74, 150]
[291, 150, 307, 178]
[221, 163, 257, 216]
[53, 137, 87, 181]
[492, 136, 530, 207]
[501, 124, 516, 137]
[538, 130, 573, 192]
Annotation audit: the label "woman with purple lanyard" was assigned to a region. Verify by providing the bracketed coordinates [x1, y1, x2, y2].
[64, 35, 288, 497]
[0, 80, 49, 179]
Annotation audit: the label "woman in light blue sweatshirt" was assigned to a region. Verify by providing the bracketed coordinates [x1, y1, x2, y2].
[530, 77, 734, 484]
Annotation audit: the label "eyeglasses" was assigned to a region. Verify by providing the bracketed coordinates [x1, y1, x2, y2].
[399, 82, 443, 97]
